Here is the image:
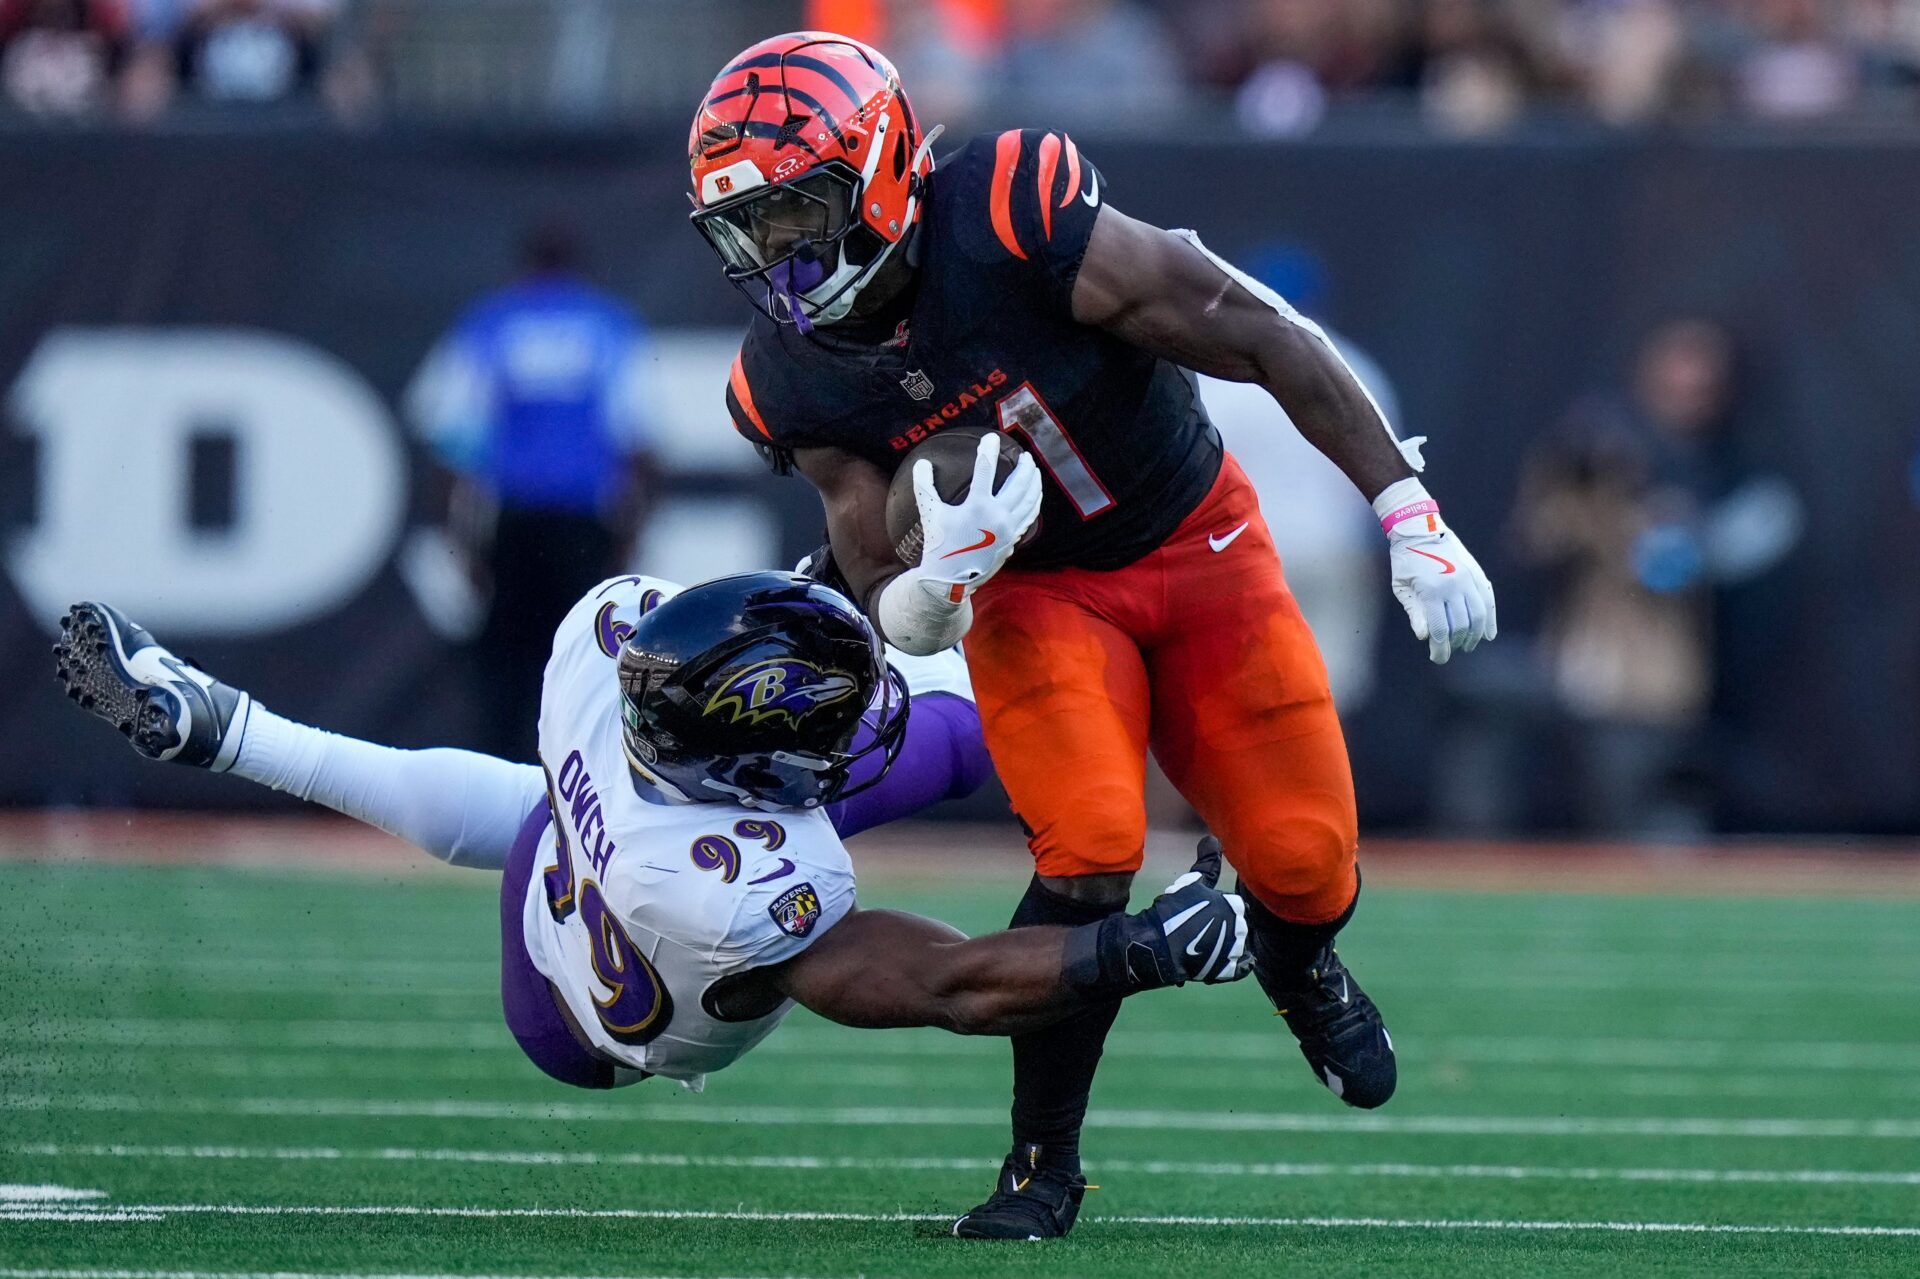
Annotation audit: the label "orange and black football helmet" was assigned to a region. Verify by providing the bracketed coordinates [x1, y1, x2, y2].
[688, 32, 936, 331]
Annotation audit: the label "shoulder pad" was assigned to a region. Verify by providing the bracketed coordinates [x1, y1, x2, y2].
[936, 128, 1100, 267]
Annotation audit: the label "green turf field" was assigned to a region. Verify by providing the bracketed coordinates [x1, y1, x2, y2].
[3, 857, 1919, 1277]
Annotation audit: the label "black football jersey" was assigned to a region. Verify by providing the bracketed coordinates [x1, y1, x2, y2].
[726, 128, 1223, 572]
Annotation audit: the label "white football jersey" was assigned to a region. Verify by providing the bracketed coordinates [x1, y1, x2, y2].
[520, 574, 972, 1089]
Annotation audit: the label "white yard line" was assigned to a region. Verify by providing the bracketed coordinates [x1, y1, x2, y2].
[9, 1093, 1920, 1139]
[13, 1142, 1920, 1187]
[0, 1211, 166, 1223]
[0, 1185, 107, 1202]
[0, 1019, 503, 1051]
[14, 1203, 1920, 1238]
[8, 1019, 1920, 1072]
[0, 1273, 832, 1279]
[0, 1271, 830, 1279]
[764, 1030, 1920, 1073]
[14, 1054, 1915, 1101]
[20, 954, 1920, 996]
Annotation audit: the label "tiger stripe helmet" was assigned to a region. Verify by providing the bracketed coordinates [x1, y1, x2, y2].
[688, 32, 934, 331]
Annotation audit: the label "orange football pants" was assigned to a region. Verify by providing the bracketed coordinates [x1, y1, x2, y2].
[967, 454, 1359, 924]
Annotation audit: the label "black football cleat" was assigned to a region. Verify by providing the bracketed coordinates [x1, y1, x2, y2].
[53, 602, 252, 770]
[1259, 939, 1396, 1109]
[951, 1143, 1087, 1240]
[1240, 887, 1396, 1108]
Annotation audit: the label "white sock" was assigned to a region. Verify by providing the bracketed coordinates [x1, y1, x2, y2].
[231, 705, 546, 870]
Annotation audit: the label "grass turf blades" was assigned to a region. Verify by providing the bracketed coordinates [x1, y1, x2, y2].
[2, 859, 1918, 1276]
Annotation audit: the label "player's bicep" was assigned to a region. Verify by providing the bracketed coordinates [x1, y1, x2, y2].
[1070, 208, 1286, 383]
[793, 445, 901, 608]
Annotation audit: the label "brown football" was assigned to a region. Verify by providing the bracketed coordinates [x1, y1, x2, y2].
[885, 428, 1031, 566]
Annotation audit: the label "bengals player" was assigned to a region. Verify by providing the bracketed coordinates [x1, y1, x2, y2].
[691, 33, 1497, 1239]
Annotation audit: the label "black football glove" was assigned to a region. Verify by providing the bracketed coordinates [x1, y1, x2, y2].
[1063, 837, 1253, 995]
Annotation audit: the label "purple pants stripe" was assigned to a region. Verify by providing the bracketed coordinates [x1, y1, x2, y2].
[500, 803, 617, 1090]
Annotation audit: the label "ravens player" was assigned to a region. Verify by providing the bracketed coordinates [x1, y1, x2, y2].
[53, 577, 1251, 1093]
[694, 33, 1499, 1238]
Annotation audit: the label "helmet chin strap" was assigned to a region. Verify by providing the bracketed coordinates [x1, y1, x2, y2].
[908, 123, 945, 177]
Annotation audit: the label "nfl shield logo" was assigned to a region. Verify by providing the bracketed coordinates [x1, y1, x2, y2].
[900, 369, 934, 401]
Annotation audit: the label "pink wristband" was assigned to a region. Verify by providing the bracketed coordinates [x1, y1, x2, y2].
[1379, 499, 1440, 533]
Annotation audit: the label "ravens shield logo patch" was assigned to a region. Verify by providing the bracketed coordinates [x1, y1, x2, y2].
[768, 882, 822, 938]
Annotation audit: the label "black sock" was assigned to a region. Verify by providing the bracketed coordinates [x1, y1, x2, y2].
[1240, 871, 1360, 995]
[1008, 875, 1122, 1165]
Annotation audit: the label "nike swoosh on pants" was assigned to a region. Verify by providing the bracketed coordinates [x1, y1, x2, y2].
[1209, 521, 1250, 552]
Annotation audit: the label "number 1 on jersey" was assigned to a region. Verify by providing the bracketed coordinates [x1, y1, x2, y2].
[996, 381, 1114, 520]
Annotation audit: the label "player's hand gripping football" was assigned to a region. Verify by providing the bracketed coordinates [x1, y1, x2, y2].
[1376, 479, 1497, 664]
[912, 433, 1043, 600]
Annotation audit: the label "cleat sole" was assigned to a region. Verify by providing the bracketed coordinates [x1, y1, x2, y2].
[55, 603, 180, 761]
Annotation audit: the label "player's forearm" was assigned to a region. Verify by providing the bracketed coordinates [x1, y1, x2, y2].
[776, 908, 1090, 1035]
[1255, 327, 1412, 503]
[891, 891, 1247, 1035]
[1107, 223, 1416, 502]
[923, 925, 1090, 1036]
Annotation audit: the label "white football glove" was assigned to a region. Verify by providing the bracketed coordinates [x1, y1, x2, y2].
[911, 433, 1043, 601]
[1376, 478, 1497, 664]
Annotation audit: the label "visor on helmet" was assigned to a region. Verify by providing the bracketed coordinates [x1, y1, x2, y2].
[691, 164, 872, 331]
[695, 167, 855, 271]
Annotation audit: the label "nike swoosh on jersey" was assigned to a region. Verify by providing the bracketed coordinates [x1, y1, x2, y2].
[941, 529, 997, 558]
[1082, 171, 1100, 207]
[746, 858, 796, 885]
[1208, 521, 1250, 552]
[1409, 547, 1457, 574]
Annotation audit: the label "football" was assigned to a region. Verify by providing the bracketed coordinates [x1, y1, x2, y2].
[884, 427, 1031, 566]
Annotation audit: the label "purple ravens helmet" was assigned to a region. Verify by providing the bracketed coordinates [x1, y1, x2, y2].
[615, 571, 907, 809]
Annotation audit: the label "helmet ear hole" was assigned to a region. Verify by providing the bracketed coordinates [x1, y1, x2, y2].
[892, 133, 908, 181]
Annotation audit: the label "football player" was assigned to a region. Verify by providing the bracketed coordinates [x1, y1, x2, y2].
[693, 34, 1499, 1236]
[53, 577, 1249, 1094]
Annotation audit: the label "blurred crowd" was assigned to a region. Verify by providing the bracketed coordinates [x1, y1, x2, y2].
[875, 0, 1920, 134]
[0, 0, 373, 120]
[5, 0, 1919, 130]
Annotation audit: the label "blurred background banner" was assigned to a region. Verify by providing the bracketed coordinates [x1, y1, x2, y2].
[4, 125, 1915, 831]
